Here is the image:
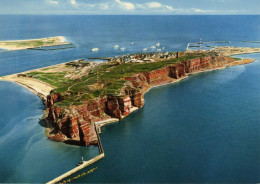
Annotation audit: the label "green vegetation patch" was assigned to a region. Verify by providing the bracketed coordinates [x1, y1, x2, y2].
[31, 52, 213, 107]
[27, 72, 73, 88]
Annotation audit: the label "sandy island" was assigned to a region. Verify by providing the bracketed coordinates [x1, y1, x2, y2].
[0, 36, 70, 51]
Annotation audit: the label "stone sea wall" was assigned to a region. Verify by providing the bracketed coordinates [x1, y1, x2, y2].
[45, 55, 235, 146]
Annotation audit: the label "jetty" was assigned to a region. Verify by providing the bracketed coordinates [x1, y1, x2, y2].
[46, 118, 117, 184]
[242, 40, 260, 43]
[187, 40, 231, 51]
[27, 43, 76, 51]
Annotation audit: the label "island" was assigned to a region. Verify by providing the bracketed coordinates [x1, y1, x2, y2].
[2, 46, 260, 183]
[0, 36, 71, 51]
[1, 46, 260, 147]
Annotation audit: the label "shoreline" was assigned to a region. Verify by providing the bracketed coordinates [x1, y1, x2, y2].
[0, 53, 256, 183]
[0, 75, 54, 100]
[46, 57, 255, 183]
[142, 58, 254, 95]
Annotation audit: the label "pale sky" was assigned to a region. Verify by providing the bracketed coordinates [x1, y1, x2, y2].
[0, 0, 260, 15]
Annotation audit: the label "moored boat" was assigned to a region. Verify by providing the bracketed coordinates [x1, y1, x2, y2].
[91, 48, 99, 52]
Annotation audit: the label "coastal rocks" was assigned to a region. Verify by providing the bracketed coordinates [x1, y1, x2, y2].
[143, 67, 169, 85]
[105, 96, 122, 120]
[125, 73, 149, 88]
[131, 92, 144, 108]
[169, 63, 186, 79]
[105, 95, 133, 119]
[169, 56, 234, 78]
[45, 95, 137, 146]
[184, 57, 206, 73]
[46, 93, 61, 107]
[118, 96, 132, 116]
[46, 97, 108, 146]
[69, 117, 80, 140]
[78, 118, 98, 145]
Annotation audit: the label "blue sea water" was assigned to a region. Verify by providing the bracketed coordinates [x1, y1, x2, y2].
[0, 15, 259, 183]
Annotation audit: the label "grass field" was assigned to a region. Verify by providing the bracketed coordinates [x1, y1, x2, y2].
[27, 52, 212, 106]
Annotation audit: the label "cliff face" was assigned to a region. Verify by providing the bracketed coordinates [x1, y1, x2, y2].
[46, 94, 142, 146]
[46, 97, 107, 145]
[45, 55, 235, 146]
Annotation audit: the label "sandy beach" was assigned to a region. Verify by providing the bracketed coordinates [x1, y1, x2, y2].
[0, 74, 54, 99]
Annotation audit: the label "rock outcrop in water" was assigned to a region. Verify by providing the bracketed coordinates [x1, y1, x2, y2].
[45, 55, 236, 146]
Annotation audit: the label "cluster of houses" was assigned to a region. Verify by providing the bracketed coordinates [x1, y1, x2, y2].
[112, 51, 182, 64]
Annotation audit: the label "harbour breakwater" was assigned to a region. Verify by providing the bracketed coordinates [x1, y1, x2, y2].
[44, 55, 249, 147]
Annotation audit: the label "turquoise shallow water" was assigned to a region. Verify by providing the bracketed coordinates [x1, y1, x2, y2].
[0, 15, 260, 183]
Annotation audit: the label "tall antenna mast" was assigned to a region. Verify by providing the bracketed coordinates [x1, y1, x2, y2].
[200, 37, 202, 53]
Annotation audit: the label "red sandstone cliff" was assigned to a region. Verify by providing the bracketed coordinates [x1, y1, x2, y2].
[45, 93, 143, 146]
[44, 55, 235, 146]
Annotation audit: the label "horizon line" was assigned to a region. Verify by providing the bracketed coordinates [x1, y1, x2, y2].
[0, 14, 259, 16]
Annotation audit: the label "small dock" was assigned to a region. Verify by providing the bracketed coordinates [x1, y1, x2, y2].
[27, 43, 76, 51]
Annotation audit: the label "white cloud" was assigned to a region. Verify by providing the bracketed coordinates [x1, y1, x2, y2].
[135, 1, 177, 12]
[115, 0, 135, 10]
[190, 8, 218, 14]
[146, 2, 162, 9]
[70, 0, 77, 6]
[53, 0, 178, 14]
[192, 8, 207, 13]
[48, 0, 58, 5]
[165, 5, 175, 11]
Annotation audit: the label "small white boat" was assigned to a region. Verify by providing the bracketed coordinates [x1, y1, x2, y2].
[157, 49, 162, 52]
[162, 47, 165, 50]
[130, 42, 134, 46]
[114, 45, 119, 49]
[151, 46, 156, 49]
[91, 48, 99, 52]
[156, 42, 160, 47]
[142, 48, 148, 51]
[120, 47, 125, 51]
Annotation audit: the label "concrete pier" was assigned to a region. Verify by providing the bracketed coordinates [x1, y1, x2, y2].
[46, 153, 104, 184]
[46, 118, 119, 184]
